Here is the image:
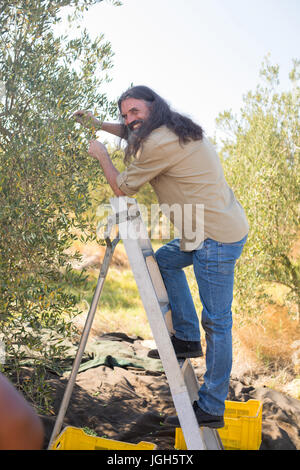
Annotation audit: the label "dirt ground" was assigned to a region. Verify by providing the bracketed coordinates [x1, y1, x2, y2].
[40, 332, 300, 451]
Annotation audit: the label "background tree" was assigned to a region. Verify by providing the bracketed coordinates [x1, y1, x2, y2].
[217, 56, 300, 322]
[0, 0, 120, 411]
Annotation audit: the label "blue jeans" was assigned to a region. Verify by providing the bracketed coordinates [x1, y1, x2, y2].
[155, 235, 247, 416]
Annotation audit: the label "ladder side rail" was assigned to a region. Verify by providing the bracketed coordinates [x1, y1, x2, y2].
[121, 232, 206, 449]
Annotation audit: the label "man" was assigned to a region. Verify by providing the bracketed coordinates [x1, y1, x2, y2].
[73, 85, 249, 429]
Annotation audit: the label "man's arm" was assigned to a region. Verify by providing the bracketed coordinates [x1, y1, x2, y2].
[101, 122, 126, 138]
[88, 133, 170, 199]
[88, 140, 125, 197]
[73, 110, 125, 138]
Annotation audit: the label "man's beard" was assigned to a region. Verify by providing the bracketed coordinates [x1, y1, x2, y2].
[127, 119, 145, 133]
[126, 119, 145, 145]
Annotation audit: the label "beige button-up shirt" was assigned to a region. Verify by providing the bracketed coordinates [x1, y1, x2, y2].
[116, 126, 249, 251]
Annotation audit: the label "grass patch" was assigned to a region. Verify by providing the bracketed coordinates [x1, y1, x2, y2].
[68, 266, 152, 339]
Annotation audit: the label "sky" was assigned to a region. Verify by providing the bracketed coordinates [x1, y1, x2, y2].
[61, 0, 300, 142]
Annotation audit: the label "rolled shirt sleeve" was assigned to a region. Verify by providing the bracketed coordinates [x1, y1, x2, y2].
[116, 134, 171, 196]
[116, 170, 137, 196]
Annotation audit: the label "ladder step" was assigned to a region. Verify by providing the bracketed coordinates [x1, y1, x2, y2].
[159, 301, 171, 315]
[179, 359, 199, 403]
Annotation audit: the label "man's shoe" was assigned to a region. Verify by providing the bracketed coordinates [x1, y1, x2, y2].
[147, 336, 203, 359]
[165, 401, 224, 429]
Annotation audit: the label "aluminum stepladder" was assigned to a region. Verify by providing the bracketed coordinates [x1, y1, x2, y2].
[109, 197, 223, 450]
[48, 196, 223, 450]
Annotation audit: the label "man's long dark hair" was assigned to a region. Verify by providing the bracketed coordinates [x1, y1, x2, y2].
[118, 85, 204, 163]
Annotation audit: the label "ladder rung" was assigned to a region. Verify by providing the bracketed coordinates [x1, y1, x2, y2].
[159, 301, 171, 315]
[142, 249, 155, 258]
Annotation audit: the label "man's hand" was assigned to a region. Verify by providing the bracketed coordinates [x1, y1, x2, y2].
[88, 140, 108, 161]
[73, 111, 126, 138]
[73, 110, 101, 130]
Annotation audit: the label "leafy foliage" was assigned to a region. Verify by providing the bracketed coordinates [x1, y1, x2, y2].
[217, 56, 300, 320]
[0, 0, 119, 410]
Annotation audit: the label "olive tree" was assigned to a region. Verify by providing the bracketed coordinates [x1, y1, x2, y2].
[217, 57, 300, 321]
[0, 0, 119, 410]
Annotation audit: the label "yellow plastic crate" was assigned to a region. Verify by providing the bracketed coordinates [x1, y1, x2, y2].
[51, 426, 157, 450]
[175, 399, 262, 451]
